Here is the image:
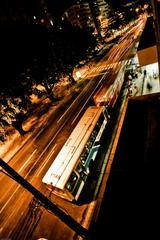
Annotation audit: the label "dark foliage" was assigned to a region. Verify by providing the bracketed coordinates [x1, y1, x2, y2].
[1, 24, 49, 88]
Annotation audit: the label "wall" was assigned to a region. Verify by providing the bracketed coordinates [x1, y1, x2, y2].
[137, 45, 158, 66]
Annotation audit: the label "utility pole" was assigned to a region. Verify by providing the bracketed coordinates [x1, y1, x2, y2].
[151, 0, 160, 83]
[0, 159, 91, 239]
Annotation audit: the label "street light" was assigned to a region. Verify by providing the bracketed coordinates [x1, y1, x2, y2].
[76, 71, 82, 80]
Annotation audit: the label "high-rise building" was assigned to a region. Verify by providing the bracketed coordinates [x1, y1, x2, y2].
[63, 2, 94, 30]
[87, 0, 110, 37]
[63, 0, 111, 37]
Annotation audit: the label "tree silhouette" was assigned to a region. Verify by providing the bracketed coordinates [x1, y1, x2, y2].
[54, 20, 97, 83]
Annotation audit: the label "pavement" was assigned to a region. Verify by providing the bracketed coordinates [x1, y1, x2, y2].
[127, 63, 160, 96]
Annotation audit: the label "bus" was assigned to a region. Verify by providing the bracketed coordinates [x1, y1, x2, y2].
[42, 106, 108, 201]
[93, 60, 127, 107]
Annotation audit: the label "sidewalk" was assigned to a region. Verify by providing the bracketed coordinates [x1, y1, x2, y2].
[127, 63, 160, 96]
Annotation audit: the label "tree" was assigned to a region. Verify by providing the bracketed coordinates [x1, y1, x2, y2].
[0, 22, 52, 138]
[54, 20, 97, 83]
[0, 96, 29, 139]
[0, 0, 97, 140]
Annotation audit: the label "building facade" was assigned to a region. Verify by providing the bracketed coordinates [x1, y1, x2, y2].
[63, 0, 111, 37]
